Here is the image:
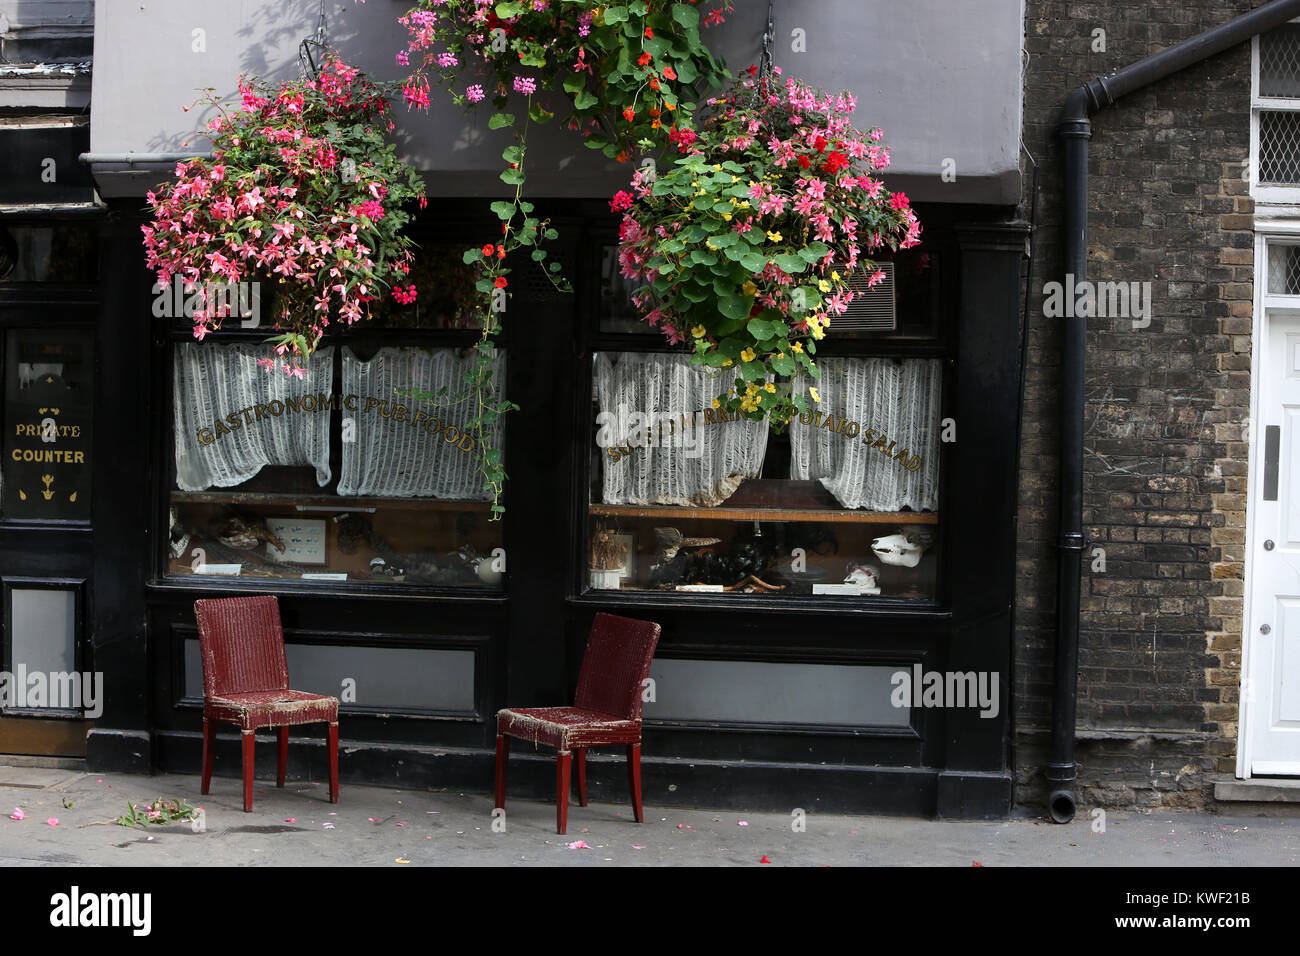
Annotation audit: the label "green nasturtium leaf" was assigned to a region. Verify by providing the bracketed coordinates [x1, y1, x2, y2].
[718, 294, 749, 320]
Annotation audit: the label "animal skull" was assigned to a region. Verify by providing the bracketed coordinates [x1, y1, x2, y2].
[871, 533, 924, 568]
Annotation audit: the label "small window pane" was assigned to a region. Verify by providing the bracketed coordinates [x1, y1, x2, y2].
[1268, 243, 1300, 294]
[1259, 110, 1300, 185]
[1260, 25, 1300, 98]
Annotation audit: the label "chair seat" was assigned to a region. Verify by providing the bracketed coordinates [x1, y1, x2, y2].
[207, 690, 339, 731]
[497, 706, 641, 751]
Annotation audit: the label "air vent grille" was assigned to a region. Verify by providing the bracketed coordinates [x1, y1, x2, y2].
[831, 262, 896, 334]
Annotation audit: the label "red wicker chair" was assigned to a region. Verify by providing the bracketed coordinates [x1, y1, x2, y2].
[494, 612, 661, 834]
[193, 595, 340, 812]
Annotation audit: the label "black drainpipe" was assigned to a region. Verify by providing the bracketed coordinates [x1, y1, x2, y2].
[1050, 0, 1300, 824]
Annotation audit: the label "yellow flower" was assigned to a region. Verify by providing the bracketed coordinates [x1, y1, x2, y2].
[711, 397, 721, 409]
[736, 200, 751, 209]
[792, 341, 803, 352]
[720, 211, 732, 221]
[706, 239, 719, 249]
[691, 325, 706, 338]
[740, 347, 756, 362]
[721, 357, 733, 367]
[712, 164, 722, 171]
[764, 382, 777, 393]
[741, 280, 757, 297]
[809, 386, 821, 403]
[831, 271, 840, 281]
[818, 279, 831, 293]
[767, 231, 783, 242]
[731, 175, 739, 183]
[684, 201, 694, 211]
[811, 324, 826, 340]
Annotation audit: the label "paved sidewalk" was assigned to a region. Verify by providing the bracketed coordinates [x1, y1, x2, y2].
[0, 766, 1297, 866]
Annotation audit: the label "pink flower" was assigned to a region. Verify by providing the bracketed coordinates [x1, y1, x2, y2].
[46, 817, 59, 826]
[466, 84, 485, 103]
[513, 76, 537, 96]
[889, 191, 910, 211]
[9, 808, 24, 820]
[609, 190, 634, 212]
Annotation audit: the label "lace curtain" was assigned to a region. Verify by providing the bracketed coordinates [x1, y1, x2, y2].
[338, 346, 504, 499]
[597, 352, 769, 507]
[789, 357, 941, 511]
[173, 342, 334, 491]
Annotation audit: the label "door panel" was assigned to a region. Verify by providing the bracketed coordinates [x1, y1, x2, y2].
[1247, 309, 1300, 773]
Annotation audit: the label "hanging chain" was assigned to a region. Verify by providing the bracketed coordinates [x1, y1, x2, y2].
[298, 0, 328, 80]
[758, 1, 775, 81]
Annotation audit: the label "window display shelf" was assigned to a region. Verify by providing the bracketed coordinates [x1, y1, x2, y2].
[170, 491, 492, 512]
[588, 504, 938, 525]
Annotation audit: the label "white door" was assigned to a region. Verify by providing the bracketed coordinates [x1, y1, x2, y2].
[1245, 307, 1300, 774]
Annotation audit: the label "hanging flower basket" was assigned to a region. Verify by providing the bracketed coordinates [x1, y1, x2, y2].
[613, 67, 922, 424]
[142, 55, 427, 374]
[391, 0, 734, 162]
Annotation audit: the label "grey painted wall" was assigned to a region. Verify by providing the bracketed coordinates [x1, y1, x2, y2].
[89, 0, 1023, 202]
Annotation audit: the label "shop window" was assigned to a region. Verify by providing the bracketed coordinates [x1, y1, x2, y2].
[166, 340, 506, 589]
[585, 238, 945, 602]
[2, 329, 93, 521]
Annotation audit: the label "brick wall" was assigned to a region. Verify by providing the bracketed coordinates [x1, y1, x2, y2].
[1016, 0, 1256, 810]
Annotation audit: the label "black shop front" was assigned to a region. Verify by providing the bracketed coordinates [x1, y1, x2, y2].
[3, 191, 1021, 817]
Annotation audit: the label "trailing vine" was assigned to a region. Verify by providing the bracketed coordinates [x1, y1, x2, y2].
[376, 0, 734, 516]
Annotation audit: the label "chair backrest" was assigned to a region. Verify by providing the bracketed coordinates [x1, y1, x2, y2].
[573, 612, 661, 721]
[193, 595, 290, 699]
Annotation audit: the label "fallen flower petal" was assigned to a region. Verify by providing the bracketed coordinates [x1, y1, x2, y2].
[285, 818, 296, 823]
[760, 855, 771, 864]
[567, 840, 591, 849]
[9, 808, 24, 821]
[46, 817, 59, 826]
[631, 845, 646, 850]
[395, 858, 411, 864]
[738, 821, 749, 827]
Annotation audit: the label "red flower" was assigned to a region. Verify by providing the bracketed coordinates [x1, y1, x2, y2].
[494, 276, 508, 289]
[644, 27, 654, 38]
[623, 107, 636, 122]
[637, 52, 651, 66]
[797, 154, 812, 170]
[496, 246, 506, 258]
[813, 135, 828, 153]
[823, 150, 850, 175]
[609, 189, 634, 212]
[482, 244, 495, 256]
[662, 66, 677, 81]
[649, 78, 660, 90]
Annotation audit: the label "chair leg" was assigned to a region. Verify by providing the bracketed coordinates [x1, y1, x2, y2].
[575, 748, 588, 806]
[494, 734, 510, 810]
[276, 727, 289, 788]
[200, 718, 215, 795]
[327, 721, 339, 804]
[556, 750, 572, 835]
[241, 730, 255, 812]
[627, 743, 644, 823]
